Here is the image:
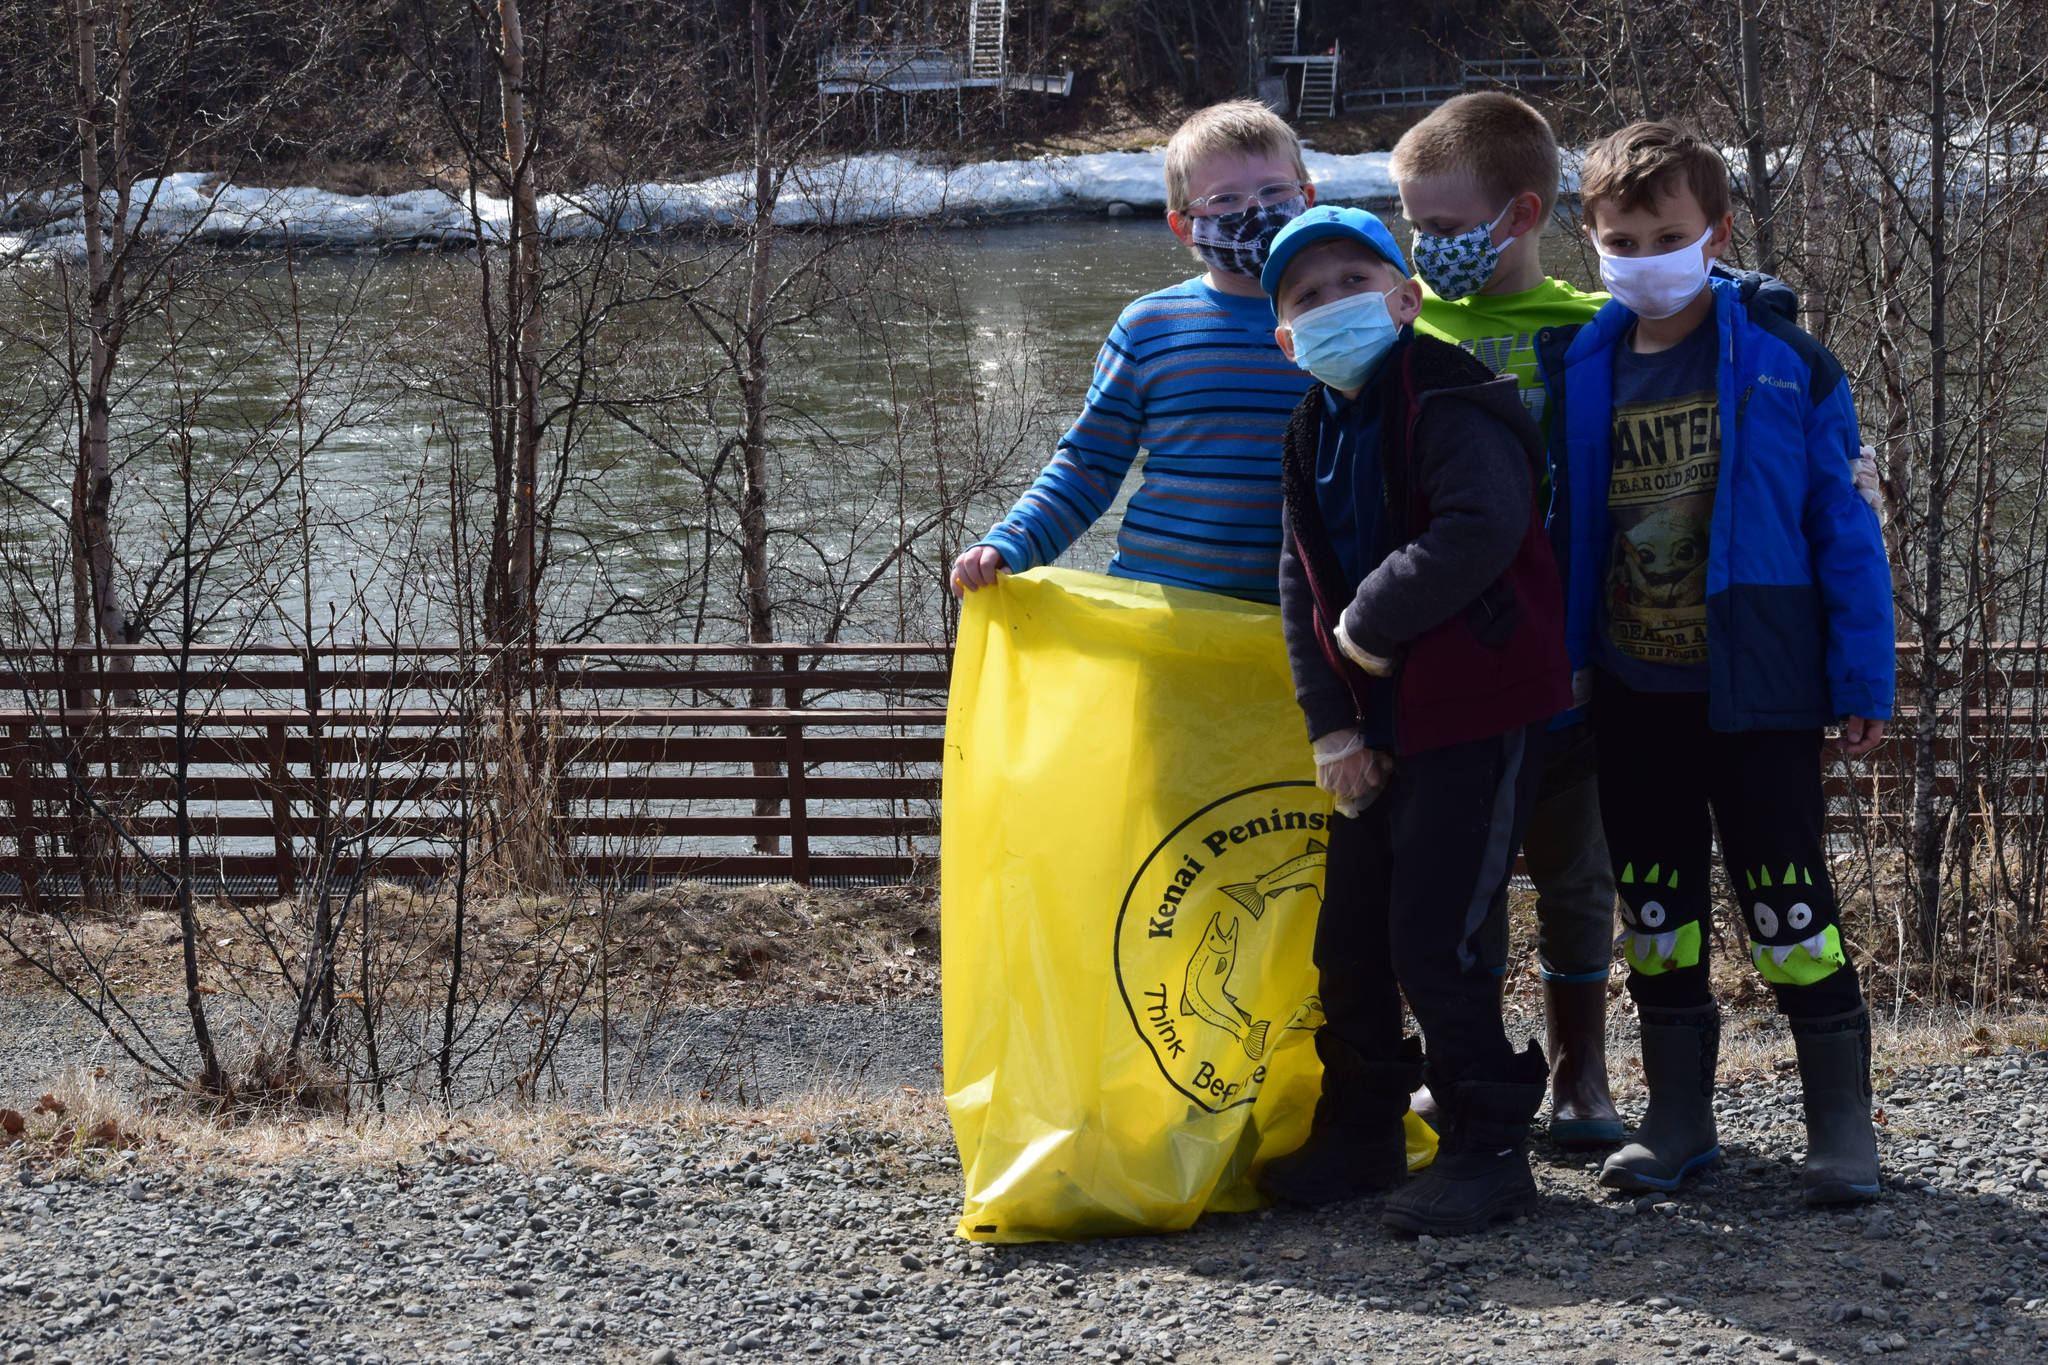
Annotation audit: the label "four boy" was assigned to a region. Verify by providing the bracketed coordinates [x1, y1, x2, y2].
[956, 92, 1896, 1231]
[1393, 92, 1625, 1150]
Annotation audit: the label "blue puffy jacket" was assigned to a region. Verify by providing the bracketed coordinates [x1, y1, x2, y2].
[1534, 274, 1895, 731]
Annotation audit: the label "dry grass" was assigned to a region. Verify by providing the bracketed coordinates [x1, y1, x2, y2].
[7, 1006, 2033, 1182]
[0, 1062, 953, 1181]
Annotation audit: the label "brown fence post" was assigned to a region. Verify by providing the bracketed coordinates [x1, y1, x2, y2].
[548, 649, 571, 873]
[783, 651, 807, 884]
[785, 721, 810, 887]
[8, 721, 38, 912]
[302, 645, 328, 885]
[60, 645, 95, 901]
[268, 720, 295, 898]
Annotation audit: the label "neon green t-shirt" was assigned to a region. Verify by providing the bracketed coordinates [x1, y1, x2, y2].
[1416, 277, 1608, 434]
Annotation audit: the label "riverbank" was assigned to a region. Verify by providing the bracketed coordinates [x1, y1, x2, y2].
[2, 999, 2046, 1364]
[0, 147, 1429, 259]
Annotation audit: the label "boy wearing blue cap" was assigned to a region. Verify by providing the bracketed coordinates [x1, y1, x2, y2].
[1259, 205, 1574, 1235]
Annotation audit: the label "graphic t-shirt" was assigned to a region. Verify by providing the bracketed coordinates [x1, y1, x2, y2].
[1416, 276, 1607, 435]
[1596, 318, 1720, 690]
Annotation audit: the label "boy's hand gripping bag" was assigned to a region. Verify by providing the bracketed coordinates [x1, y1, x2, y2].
[941, 569, 1436, 1242]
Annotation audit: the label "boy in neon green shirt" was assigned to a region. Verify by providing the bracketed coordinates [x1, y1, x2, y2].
[1390, 92, 1621, 1148]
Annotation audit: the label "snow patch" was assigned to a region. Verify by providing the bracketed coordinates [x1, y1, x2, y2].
[1, 148, 1404, 257]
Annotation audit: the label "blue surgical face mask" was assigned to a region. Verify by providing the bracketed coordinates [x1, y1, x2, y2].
[1410, 202, 1518, 301]
[1284, 288, 1403, 391]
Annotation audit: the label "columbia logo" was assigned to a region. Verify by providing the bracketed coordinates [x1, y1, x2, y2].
[1757, 374, 1801, 392]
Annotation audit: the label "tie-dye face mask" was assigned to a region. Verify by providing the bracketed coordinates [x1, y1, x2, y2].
[1187, 195, 1310, 278]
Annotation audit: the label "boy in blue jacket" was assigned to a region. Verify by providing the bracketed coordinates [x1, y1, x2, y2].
[1549, 123, 1895, 1206]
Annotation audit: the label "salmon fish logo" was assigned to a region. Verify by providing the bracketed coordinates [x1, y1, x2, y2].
[1181, 913, 1270, 1060]
[1219, 840, 1326, 918]
[1114, 782, 1331, 1113]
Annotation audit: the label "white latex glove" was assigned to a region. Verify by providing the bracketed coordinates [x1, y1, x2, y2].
[1854, 445, 1884, 518]
[1314, 729, 1392, 817]
[1333, 618, 1394, 677]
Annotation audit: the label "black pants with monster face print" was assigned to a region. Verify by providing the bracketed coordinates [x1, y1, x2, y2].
[1591, 675, 1865, 1019]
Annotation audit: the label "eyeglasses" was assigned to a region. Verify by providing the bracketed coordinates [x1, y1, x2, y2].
[1184, 181, 1307, 213]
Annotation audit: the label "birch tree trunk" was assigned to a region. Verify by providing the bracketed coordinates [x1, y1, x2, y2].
[741, 0, 782, 852]
[71, 0, 135, 654]
[497, 0, 544, 648]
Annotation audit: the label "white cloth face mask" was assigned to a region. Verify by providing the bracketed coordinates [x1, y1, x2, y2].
[1596, 227, 1714, 320]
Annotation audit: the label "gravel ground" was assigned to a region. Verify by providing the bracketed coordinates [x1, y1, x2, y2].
[5, 1005, 2048, 1365]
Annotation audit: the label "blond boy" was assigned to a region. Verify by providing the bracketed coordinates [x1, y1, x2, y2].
[1390, 92, 1622, 1149]
[951, 101, 1317, 602]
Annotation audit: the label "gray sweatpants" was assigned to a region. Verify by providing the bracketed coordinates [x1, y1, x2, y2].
[1520, 722, 1618, 982]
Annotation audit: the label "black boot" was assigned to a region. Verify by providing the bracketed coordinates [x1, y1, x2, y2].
[1259, 1033, 1421, 1207]
[1790, 1006, 1881, 1207]
[1381, 1041, 1547, 1236]
[1601, 1004, 1721, 1193]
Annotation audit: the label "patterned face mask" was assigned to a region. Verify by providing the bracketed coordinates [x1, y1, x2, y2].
[1410, 202, 1518, 301]
[1187, 195, 1309, 278]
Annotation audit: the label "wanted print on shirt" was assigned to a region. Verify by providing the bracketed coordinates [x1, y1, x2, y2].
[1607, 387, 1721, 667]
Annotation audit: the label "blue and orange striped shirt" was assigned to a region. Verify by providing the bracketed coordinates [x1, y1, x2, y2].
[976, 279, 1315, 603]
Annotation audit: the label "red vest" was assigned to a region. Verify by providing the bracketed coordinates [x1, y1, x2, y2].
[1281, 335, 1573, 755]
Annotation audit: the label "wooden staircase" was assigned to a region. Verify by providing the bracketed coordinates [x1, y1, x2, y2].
[1297, 42, 1340, 121]
[1264, 0, 1300, 59]
[968, 0, 1007, 80]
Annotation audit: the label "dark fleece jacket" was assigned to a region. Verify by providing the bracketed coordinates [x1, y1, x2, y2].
[1278, 332, 1573, 754]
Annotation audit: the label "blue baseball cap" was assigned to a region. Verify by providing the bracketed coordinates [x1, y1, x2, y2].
[1260, 205, 1411, 299]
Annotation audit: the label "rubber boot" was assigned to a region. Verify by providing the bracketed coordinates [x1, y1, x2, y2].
[1259, 1033, 1422, 1207]
[1382, 1041, 1547, 1236]
[1790, 1007, 1882, 1207]
[1544, 977, 1623, 1148]
[1600, 1004, 1722, 1193]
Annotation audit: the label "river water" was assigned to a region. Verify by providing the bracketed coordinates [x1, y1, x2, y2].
[0, 219, 1598, 646]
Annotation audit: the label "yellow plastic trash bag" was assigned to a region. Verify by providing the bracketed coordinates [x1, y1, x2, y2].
[941, 568, 1436, 1243]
